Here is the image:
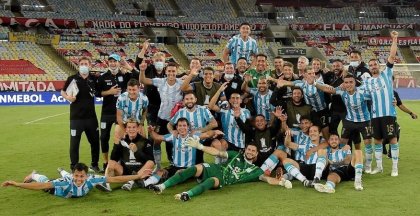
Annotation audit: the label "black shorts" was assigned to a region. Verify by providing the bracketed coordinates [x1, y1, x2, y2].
[121, 161, 144, 175]
[299, 163, 330, 180]
[226, 141, 243, 152]
[165, 165, 188, 178]
[383, 122, 400, 144]
[341, 120, 372, 144]
[312, 109, 330, 129]
[330, 164, 355, 181]
[371, 117, 397, 140]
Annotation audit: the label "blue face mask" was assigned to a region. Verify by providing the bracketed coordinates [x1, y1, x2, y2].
[154, 62, 164, 71]
[79, 65, 89, 75]
[349, 61, 359, 68]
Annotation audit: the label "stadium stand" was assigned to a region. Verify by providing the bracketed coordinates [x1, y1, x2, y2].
[0, 42, 67, 81]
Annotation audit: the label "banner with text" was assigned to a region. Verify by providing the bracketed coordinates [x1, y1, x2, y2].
[0, 17, 267, 31]
[289, 23, 417, 31]
[0, 81, 66, 92]
[368, 37, 420, 46]
[0, 91, 103, 106]
[0, 17, 78, 28]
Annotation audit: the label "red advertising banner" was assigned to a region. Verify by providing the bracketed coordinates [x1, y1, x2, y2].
[289, 23, 416, 31]
[0, 17, 78, 28]
[83, 20, 267, 31]
[0, 17, 267, 30]
[0, 81, 65, 92]
[368, 37, 420, 46]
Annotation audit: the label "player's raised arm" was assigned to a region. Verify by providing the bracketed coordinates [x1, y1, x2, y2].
[139, 61, 153, 86]
[284, 130, 299, 150]
[208, 82, 228, 113]
[388, 31, 398, 65]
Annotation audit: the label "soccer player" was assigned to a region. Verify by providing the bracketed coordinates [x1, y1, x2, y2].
[180, 66, 224, 106]
[278, 69, 330, 138]
[243, 53, 272, 88]
[236, 107, 284, 166]
[242, 76, 274, 121]
[270, 56, 284, 89]
[139, 61, 183, 164]
[296, 56, 309, 80]
[219, 62, 243, 100]
[270, 61, 297, 106]
[114, 78, 148, 146]
[315, 75, 373, 172]
[60, 56, 100, 172]
[314, 133, 364, 193]
[151, 141, 291, 202]
[223, 22, 258, 65]
[383, 89, 418, 156]
[1, 163, 151, 198]
[97, 54, 136, 171]
[104, 118, 160, 191]
[235, 57, 249, 78]
[282, 125, 329, 186]
[168, 91, 218, 163]
[149, 118, 224, 178]
[208, 84, 251, 162]
[347, 50, 371, 82]
[177, 57, 202, 83]
[364, 30, 400, 176]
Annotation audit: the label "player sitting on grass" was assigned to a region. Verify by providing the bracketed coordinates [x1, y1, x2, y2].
[151, 139, 292, 202]
[313, 133, 364, 193]
[101, 118, 163, 192]
[1, 163, 151, 198]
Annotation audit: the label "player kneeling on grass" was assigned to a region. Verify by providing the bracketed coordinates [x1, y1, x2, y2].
[99, 118, 162, 191]
[151, 139, 292, 202]
[1, 163, 151, 198]
[313, 133, 364, 193]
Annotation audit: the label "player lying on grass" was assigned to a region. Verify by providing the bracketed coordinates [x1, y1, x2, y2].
[1, 163, 151, 198]
[313, 133, 364, 193]
[151, 139, 292, 202]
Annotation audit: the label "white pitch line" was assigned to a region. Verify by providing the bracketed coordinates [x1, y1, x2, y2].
[24, 112, 68, 125]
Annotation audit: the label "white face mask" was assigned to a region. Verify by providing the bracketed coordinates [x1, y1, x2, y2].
[224, 73, 234, 80]
[349, 61, 359, 68]
[154, 62, 164, 71]
[79, 65, 89, 75]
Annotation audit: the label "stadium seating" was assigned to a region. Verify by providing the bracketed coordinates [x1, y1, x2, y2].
[411, 46, 420, 63]
[0, 42, 67, 81]
[49, 28, 145, 43]
[53, 41, 181, 72]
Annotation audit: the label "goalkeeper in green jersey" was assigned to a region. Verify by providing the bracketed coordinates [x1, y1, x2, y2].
[151, 137, 292, 201]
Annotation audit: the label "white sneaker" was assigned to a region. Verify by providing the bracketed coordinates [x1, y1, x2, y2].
[354, 180, 364, 191]
[391, 168, 398, 177]
[370, 167, 383, 175]
[364, 165, 372, 174]
[121, 182, 134, 191]
[279, 178, 293, 189]
[314, 183, 335, 194]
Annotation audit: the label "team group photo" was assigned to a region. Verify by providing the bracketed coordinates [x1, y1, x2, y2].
[0, 0, 419, 215]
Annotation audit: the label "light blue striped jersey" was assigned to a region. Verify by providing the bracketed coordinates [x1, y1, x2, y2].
[152, 78, 184, 120]
[364, 65, 396, 118]
[51, 175, 106, 198]
[290, 129, 310, 162]
[170, 105, 214, 131]
[335, 86, 371, 122]
[220, 108, 251, 149]
[116, 92, 149, 123]
[249, 88, 274, 121]
[293, 80, 327, 112]
[164, 132, 201, 168]
[226, 34, 258, 64]
[327, 146, 351, 163]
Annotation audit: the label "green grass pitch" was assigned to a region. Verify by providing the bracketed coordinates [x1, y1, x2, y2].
[0, 102, 420, 215]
